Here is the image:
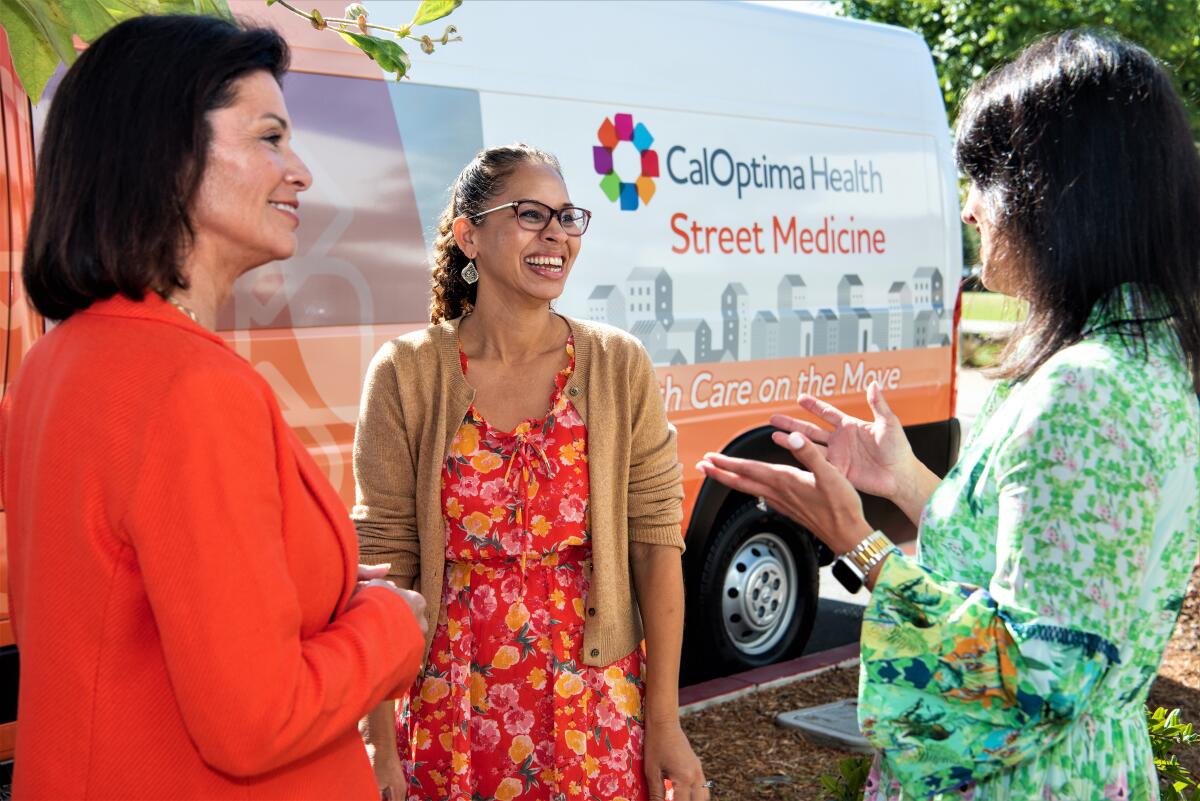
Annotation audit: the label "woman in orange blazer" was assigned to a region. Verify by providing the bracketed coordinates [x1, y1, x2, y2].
[0, 16, 427, 799]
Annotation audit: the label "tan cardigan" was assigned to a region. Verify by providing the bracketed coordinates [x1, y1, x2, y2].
[353, 315, 684, 667]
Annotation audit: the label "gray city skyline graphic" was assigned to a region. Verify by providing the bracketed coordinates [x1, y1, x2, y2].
[585, 267, 951, 366]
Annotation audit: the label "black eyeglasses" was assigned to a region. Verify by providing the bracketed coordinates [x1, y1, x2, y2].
[471, 199, 592, 236]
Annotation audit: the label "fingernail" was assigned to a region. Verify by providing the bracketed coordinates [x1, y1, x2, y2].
[787, 432, 805, 449]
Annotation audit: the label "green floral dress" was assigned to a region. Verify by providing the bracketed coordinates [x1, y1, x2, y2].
[860, 289, 1200, 801]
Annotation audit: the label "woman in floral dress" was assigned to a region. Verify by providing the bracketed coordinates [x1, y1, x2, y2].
[354, 145, 709, 801]
[697, 32, 1200, 800]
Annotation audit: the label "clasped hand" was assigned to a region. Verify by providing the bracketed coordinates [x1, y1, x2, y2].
[354, 564, 429, 637]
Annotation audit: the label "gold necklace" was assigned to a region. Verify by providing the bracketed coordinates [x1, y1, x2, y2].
[165, 296, 199, 323]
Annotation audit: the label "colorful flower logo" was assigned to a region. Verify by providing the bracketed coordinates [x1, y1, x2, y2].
[593, 113, 658, 211]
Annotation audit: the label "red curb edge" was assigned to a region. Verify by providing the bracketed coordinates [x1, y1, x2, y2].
[679, 641, 861, 714]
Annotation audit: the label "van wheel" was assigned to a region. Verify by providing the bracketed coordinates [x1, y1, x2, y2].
[685, 502, 818, 681]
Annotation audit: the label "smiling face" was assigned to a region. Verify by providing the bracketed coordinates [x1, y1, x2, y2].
[189, 70, 312, 277]
[961, 183, 1023, 296]
[454, 163, 582, 310]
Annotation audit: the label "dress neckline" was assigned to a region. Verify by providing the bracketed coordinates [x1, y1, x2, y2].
[458, 335, 576, 438]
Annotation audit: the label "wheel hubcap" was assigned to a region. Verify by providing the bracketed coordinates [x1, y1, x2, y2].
[721, 531, 798, 656]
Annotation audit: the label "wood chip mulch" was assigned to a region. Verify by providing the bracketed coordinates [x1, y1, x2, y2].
[684, 566, 1200, 801]
[682, 666, 861, 801]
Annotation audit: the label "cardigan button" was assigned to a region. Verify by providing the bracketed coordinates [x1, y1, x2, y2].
[568, 387, 579, 396]
[590, 648, 599, 658]
[587, 607, 596, 617]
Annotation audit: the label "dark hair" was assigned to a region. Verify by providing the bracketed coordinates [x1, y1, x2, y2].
[955, 30, 1200, 388]
[430, 143, 562, 324]
[23, 15, 289, 321]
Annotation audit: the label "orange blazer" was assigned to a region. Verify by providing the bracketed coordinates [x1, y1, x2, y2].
[1, 294, 424, 799]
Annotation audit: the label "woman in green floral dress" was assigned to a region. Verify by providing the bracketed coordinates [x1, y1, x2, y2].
[697, 31, 1200, 801]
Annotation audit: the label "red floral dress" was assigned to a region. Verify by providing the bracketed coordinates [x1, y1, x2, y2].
[397, 337, 648, 801]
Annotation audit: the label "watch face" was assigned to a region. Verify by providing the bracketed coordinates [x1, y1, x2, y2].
[831, 558, 864, 594]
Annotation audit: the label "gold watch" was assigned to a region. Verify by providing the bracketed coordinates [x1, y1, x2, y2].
[831, 531, 896, 593]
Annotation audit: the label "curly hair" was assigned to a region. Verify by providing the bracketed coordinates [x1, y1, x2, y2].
[429, 144, 563, 323]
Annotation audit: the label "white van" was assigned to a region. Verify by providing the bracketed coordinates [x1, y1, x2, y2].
[226, 1, 964, 681]
[220, 0, 962, 681]
[0, 0, 959, 770]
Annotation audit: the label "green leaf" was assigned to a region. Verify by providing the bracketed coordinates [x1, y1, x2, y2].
[11, 0, 82, 62]
[0, 0, 233, 103]
[189, 0, 232, 18]
[97, 0, 158, 20]
[410, 0, 459, 26]
[0, 0, 62, 99]
[336, 29, 409, 79]
[103, 0, 230, 20]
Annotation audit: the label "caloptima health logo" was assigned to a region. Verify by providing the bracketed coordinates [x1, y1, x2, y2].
[593, 113, 659, 211]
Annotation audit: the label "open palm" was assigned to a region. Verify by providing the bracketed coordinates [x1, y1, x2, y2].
[770, 382, 915, 500]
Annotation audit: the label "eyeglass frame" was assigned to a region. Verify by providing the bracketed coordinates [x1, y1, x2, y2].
[468, 198, 593, 236]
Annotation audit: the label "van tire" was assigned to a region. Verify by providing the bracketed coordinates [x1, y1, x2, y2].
[684, 502, 818, 682]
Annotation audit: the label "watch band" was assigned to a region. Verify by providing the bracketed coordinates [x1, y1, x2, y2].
[830, 531, 897, 593]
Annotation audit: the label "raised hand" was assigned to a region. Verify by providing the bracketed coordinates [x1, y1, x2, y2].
[770, 381, 914, 499]
[697, 435, 872, 556]
[769, 381, 941, 525]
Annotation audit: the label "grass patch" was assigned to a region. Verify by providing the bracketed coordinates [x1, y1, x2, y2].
[962, 292, 1027, 323]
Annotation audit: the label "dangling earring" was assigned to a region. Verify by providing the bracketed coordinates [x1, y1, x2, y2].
[461, 260, 479, 284]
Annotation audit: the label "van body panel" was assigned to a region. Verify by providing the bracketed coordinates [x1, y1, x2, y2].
[0, 28, 38, 764]
[221, 323, 426, 500]
[0, 32, 39, 396]
[219, 4, 961, 678]
[235, 2, 949, 136]
[219, 1, 962, 523]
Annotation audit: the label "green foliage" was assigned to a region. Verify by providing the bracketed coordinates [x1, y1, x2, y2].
[959, 334, 1005, 368]
[0, 0, 462, 103]
[279, 0, 462, 81]
[961, 221, 979, 273]
[336, 29, 410, 76]
[835, 0, 1200, 138]
[1148, 706, 1200, 801]
[411, 0, 459, 26]
[820, 755, 871, 801]
[0, 0, 232, 102]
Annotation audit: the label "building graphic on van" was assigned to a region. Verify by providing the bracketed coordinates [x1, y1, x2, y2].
[593, 113, 659, 211]
[584, 267, 951, 365]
